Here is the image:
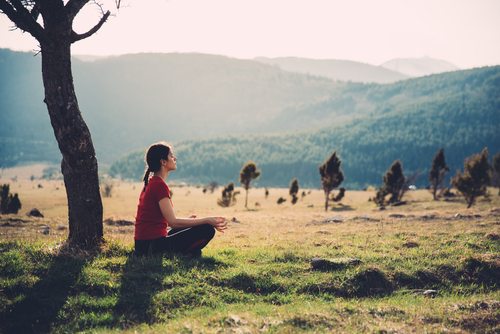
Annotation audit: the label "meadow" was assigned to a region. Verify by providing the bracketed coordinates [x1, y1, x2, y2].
[1, 166, 499, 333]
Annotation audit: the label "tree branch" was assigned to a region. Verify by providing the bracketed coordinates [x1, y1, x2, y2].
[66, 0, 90, 21]
[70, 10, 110, 43]
[30, 1, 40, 21]
[0, 0, 47, 42]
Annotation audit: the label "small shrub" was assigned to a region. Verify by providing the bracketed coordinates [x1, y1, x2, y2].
[451, 148, 491, 208]
[100, 178, 114, 198]
[1, 184, 21, 214]
[217, 182, 238, 207]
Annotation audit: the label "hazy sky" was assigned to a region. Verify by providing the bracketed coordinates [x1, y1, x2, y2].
[1, 0, 499, 69]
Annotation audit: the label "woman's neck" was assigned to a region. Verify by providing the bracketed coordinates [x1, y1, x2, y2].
[153, 169, 169, 181]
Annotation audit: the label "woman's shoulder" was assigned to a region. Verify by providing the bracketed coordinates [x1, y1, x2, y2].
[149, 177, 170, 196]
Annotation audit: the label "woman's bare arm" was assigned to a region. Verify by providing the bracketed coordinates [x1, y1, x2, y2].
[158, 197, 228, 232]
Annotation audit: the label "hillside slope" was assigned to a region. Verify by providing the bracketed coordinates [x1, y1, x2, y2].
[110, 66, 500, 189]
[0, 50, 343, 166]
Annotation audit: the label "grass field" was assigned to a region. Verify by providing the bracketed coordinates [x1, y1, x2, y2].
[1, 167, 500, 333]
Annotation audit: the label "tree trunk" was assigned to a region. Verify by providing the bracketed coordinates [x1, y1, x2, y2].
[39, 9, 103, 247]
[245, 189, 248, 208]
[324, 190, 330, 211]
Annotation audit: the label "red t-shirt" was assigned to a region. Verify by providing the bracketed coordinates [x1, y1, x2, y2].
[134, 176, 173, 240]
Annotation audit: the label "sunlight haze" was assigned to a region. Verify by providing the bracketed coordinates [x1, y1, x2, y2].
[1, 0, 499, 69]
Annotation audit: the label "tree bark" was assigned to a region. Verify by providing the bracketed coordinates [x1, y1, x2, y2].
[39, 5, 103, 247]
[324, 190, 330, 211]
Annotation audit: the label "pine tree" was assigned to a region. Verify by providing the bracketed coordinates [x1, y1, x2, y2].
[428, 147, 450, 200]
[217, 182, 238, 207]
[289, 178, 299, 204]
[374, 160, 417, 206]
[1, 184, 10, 214]
[384, 160, 406, 203]
[1, 184, 21, 214]
[318, 150, 344, 211]
[8, 194, 21, 214]
[239, 161, 261, 208]
[491, 150, 500, 195]
[451, 148, 491, 208]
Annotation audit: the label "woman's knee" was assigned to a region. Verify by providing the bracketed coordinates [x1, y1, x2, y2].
[199, 224, 215, 239]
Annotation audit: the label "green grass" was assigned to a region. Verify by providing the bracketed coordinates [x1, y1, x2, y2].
[1, 217, 500, 333]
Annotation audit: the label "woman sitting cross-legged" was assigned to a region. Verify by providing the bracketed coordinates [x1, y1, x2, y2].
[134, 141, 228, 257]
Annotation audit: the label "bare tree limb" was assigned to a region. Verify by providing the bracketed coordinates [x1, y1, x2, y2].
[0, 0, 47, 42]
[0, 1, 20, 23]
[30, 1, 40, 21]
[70, 10, 110, 43]
[66, 0, 90, 21]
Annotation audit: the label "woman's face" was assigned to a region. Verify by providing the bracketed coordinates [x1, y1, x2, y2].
[165, 150, 177, 171]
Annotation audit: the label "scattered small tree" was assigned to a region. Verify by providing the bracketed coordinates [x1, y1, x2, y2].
[289, 178, 299, 204]
[217, 182, 238, 207]
[1, 184, 22, 214]
[208, 181, 219, 193]
[239, 161, 261, 208]
[374, 160, 418, 206]
[491, 150, 500, 195]
[428, 147, 450, 200]
[8, 194, 22, 214]
[383, 160, 406, 204]
[451, 148, 491, 208]
[318, 150, 344, 211]
[100, 178, 114, 198]
[1, 184, 9, 214]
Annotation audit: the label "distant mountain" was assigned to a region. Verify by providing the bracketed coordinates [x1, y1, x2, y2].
[110, 66, 500, 189]
[0, 49, 344, 167]
[2, 47, 498, 189]
[72, 54, 109, 62]
[253, 57, 409, 84]
[380, 57, 460, 77]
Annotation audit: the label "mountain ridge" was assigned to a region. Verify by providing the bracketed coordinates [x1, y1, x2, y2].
[1, 48, 498, 189]
[380, 57, 460, 77]
[253, 56, 410, 83]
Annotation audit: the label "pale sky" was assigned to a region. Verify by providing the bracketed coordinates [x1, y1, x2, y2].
[1, 0, 499, 69]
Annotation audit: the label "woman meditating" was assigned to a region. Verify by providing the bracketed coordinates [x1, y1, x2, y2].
[134, 142, 227, 256]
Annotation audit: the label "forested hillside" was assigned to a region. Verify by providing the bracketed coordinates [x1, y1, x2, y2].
[0, 49, 59, 166]
[262, 64, 499, 132]
[110, 65, 500, 189]
[2, 48, 499, 188]
[0, 49, 343, 166]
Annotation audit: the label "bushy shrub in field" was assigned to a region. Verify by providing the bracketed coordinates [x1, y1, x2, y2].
[217, 182, 238, 207]
[1, 184, 21, 214]
[451, 148, 491, 208]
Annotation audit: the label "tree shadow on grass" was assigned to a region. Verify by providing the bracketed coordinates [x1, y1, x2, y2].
[330, 204, 355, 212]
[0, 249, 89, 334]
[0, 243, 230, 333]
[114, 252, 229, 328]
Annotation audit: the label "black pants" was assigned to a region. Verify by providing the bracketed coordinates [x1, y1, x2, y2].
[135, 224, 215, 256]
